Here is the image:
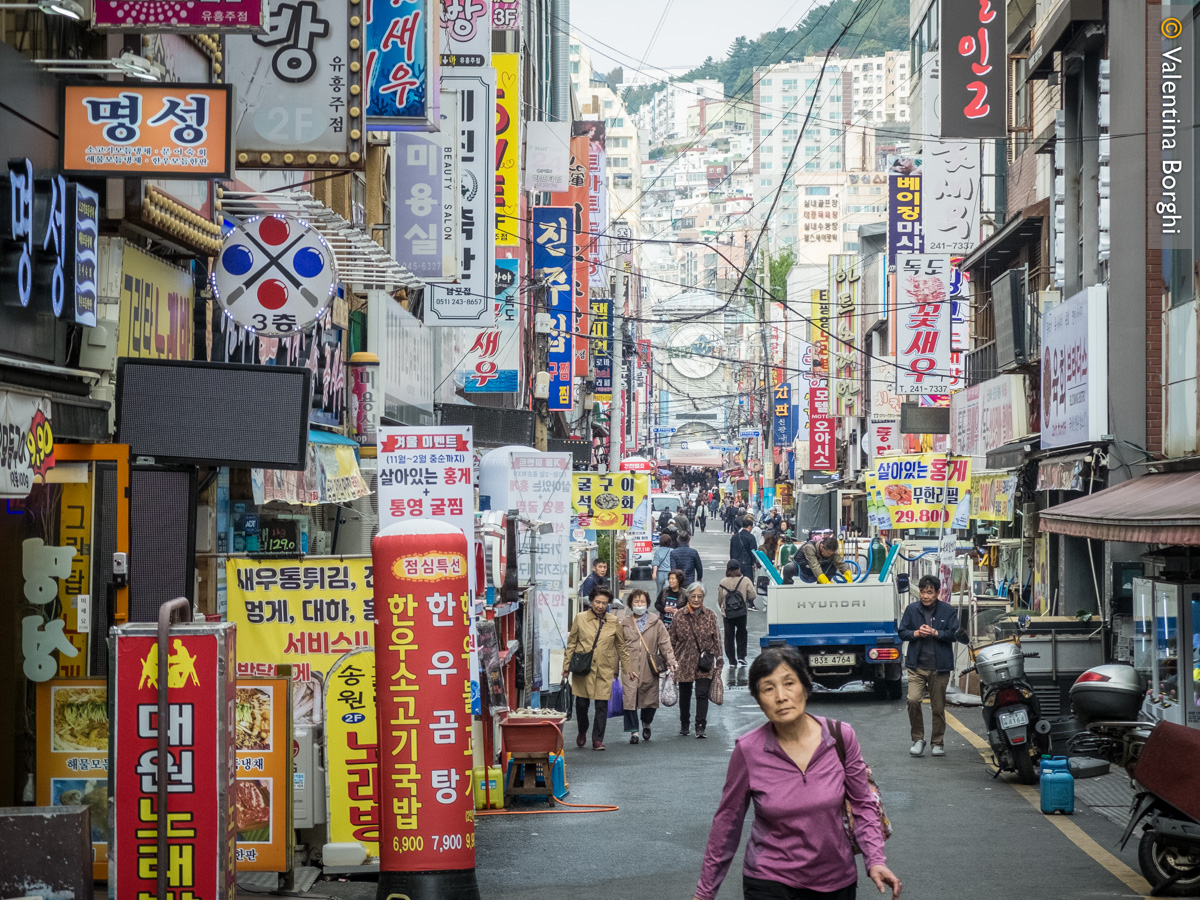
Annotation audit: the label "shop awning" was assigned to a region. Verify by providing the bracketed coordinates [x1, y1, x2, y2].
[1027, 0, 1103, 78]
[1039, 471, 1200, 545]
[255, 430, 370, 505]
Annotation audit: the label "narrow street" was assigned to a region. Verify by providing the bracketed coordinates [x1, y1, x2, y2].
[475, 530, 1150, 900]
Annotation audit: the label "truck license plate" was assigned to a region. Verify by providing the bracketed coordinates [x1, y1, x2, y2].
[998, 709, 1029, 729]
[810, 653, 856, 667]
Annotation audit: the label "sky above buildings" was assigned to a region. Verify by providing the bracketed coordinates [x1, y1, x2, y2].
[571, 0, 820, 76]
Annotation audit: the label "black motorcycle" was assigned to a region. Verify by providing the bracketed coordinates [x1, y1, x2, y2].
[960, 640, 1048, 784]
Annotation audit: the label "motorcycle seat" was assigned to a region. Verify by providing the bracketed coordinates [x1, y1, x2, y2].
[1135, 721, 1200, 823]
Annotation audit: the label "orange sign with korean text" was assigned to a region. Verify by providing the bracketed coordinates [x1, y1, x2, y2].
[61, 84, 233, 179]
[235, 676, 294, 874]
[36, 679, 110, 881]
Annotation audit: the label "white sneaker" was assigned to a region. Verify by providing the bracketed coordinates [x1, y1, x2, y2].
[931, 745, 946, 757]
[910, 740, 926, 757]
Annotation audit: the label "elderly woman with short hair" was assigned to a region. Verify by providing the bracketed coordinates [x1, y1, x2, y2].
[668, 581, 723, 738]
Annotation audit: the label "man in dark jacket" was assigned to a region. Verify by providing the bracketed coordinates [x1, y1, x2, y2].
[897, 574, 959, 758]
[577, 559, 608, 603]
[669, 534, 703, 586]
[729, 518, 759, 595]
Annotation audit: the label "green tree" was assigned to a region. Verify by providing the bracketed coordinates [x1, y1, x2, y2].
[768, 250, 796, 303]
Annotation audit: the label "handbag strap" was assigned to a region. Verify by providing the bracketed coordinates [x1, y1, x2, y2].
[685, 610, 707, 659]
[635, 621, 659, 676]
[585, 614, 604, 654]
[831, 718, 847, 767]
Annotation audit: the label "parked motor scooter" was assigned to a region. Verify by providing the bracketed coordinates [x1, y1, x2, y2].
[1069, 665, 1200, 896]
[959, 639, 1048, 784]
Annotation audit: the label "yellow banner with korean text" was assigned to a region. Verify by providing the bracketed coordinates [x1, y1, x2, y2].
[225, 558, 374, 681]
[970, 472, 1017, 522]
[571, 472, 648, 529]
[874, 453, 972, 529]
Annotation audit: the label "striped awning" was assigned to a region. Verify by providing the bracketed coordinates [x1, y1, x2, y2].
[1039, 471, 1200, 545]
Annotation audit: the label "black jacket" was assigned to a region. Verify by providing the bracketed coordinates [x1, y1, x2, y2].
[655, 586, 686, 625]
[898, 599, 960, 673]
[669, 545, 703, 585]
[729, 529, 758, 575]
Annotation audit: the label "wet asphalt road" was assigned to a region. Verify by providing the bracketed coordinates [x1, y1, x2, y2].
[473, 529, 1150, 900]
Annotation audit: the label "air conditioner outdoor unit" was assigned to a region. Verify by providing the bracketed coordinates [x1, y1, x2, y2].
[335, 458, 378, 555]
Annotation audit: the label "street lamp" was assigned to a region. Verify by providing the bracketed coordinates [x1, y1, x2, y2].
[34, 51, 165, 81]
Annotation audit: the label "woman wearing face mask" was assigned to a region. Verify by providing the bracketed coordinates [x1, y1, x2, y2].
[668, 582, 723, 738]
[619, 589, 678, 744]
[693, 646, 902, 900]
[655, 569, 687, 628]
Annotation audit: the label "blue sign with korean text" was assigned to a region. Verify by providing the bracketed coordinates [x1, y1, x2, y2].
[71, 185, 98, 327]
[365, 0, 430, 125]
[772, 382, 793, 445]
[533, 207, 574, 410]
[887, 174, 923, 267]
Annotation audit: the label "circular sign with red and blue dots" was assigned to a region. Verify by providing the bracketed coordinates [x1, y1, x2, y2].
[211, 215, 337, 336]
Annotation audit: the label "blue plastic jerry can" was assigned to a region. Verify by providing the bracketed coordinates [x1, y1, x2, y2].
[1039, 756, 1074, 814]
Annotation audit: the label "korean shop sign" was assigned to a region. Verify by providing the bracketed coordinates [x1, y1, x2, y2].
[94, 0, 267, 31]
[461, 258, 520, 392]
[571, 472, 648, 530]
[364, 0, 435, 125]
[1041, 285, 1108, 449]
[61, 84, 234, 179]
[494, 53, 520, 246]
[36, 680, 110, 881]
[895, 254, 953, 395]
[533, 206, 575, 410]
[225, 558, 375, 681]
[875, 453, 972, 529]
[212, 215, 338, 337]
[117, 245, 194, 361]
[887, 174, 923, 265]
[226, 0, 364, 169]
[69, 185, 98, 327]
[112, 623, 237, 900]
[940, 0, 1006, 138]
[235, 676, 294, 872]
[1, 160, 75, 319]
[427, 70, 497, 325]
[1, 392, 54, 501]
[325, 650, 379, 855]
[392, 128, 455, 278]
[440, 0, 491, 67]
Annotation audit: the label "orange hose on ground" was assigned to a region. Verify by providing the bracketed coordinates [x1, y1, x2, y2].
[476, 799, 619, 816]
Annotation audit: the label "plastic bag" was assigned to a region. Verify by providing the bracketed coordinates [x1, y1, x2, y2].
[607, 677, 624, 717]
[659, 672, 679, 707]
[554, 678, 573, 721]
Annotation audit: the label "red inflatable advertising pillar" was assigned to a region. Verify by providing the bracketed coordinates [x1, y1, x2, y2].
[373, 520, 480, 900]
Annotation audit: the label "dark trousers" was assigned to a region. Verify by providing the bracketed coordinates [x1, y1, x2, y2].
[743, 876, 856, 900]
[723, 615, 748, 662]
[698, 518, 706, 532]
[622, 707, 657, 731]
[575, 697, 608, 742]
[679, 678, 712, 729]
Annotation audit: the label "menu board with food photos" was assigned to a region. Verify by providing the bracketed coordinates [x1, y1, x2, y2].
[37, 679, 110, 881]
[235, 675, 294, 873]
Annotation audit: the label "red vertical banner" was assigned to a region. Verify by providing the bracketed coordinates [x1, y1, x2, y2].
[373, 521, 477, 893]
[551, 135, 591, 377]
[113, 624, 237, 900]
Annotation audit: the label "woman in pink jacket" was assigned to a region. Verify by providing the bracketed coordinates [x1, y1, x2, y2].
[693, 646, 902, 900]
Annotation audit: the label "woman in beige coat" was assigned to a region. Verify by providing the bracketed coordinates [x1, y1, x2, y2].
[619, 588, 678, 744]
[563, 587, 631, 750]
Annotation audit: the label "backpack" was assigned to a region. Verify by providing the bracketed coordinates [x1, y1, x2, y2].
[658, 509, 672, 530]
[724, 579, 748, 618]
[830, 719, 893, 854]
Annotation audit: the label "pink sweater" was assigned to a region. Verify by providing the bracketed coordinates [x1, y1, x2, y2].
[696, 716, 886, 899]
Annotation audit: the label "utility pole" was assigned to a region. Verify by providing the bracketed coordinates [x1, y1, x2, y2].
[763, 250, 776, 513]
